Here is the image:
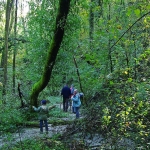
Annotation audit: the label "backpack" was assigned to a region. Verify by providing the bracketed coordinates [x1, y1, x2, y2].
[79, 93, 84, 99]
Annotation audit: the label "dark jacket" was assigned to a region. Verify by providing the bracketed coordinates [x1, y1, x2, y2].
[61, 86, 71, 99]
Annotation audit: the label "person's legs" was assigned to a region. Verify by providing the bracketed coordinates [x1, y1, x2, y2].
[40, 120, 43, 133]
[63, 97, 66, 112]
[68, 99, 71, 111]
[44, 120, 48, 133]
[72, 106, 76, 113]
[65, 98, 69, 112]
[75, 107, 79, 118]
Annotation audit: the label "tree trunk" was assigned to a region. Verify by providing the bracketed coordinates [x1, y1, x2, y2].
[13, 0, 18, 93]
[108, 4, 113, 73]
[73, 56, 84, 93]
[30, 0, 71, 107]
[3, 0, 14, 99]
[89, 0, 94, 50]
[20, 1, 26, 36]
[98, 0, 103, 18]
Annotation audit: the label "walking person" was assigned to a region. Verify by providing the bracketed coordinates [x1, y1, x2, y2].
[70, 84, 75, 112]
[61, 84, 71, 112]
[32, 100, 56, 134]
[71, 89, 81, 118]
[70, 84, 74, 95]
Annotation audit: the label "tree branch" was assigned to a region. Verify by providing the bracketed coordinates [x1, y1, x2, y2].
[0, 37, 28, 43]
[110, 11, 150, 50]
[73, 56, 84, 93]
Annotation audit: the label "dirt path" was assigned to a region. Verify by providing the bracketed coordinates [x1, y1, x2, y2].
[0, 125, 68, 148]
[0, 104, 76, 149]
[0, 104, 136, 150]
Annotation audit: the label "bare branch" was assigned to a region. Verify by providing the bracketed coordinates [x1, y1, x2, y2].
[110, 11, 150, 50]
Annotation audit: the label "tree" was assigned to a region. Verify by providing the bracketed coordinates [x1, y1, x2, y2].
[2, 0, 14, 99]
[13, 0, 18, 93]
[89, 0, 94, 50]
[30, 0, 71, 107]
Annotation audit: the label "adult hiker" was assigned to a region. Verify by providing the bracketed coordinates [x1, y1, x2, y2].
[71, 89, 81, 119]
[61, 84, 71, 112]
[69, 84, 75, 112]
[70, 84, 74, 96]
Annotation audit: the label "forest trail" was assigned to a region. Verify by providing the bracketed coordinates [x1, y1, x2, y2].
[0, 103, 135, 149]
[0, 104, 134, 150]
[0, 103, 76, 149]
[0, 125, 68, 148]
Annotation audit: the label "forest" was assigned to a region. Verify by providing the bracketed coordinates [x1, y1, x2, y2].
[0, 0, 150, 149]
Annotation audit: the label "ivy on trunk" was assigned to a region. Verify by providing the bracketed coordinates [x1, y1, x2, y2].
[30, 0, 71, 107]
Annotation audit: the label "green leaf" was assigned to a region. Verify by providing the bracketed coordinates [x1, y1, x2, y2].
[109, 81, 114, 85]
[127, 78, 133, 82]
[126, 9, 132, 16]
[134, 9, 140, 17]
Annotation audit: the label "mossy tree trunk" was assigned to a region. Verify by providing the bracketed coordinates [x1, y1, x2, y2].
[30, 0, 71, 107]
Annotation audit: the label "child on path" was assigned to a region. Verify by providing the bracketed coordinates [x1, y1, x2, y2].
[32, 100, 56, 134]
